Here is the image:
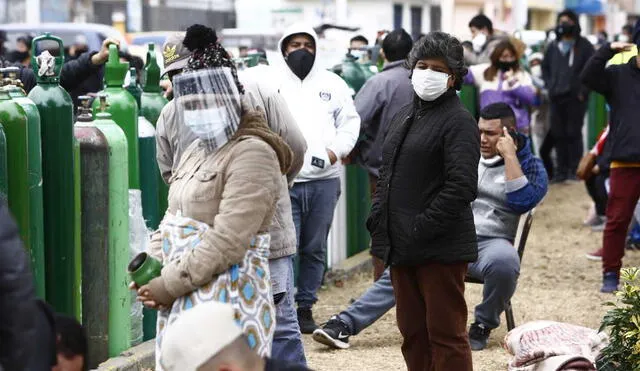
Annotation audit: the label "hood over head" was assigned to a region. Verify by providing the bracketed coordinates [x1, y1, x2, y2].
[278, 23, 321, 80]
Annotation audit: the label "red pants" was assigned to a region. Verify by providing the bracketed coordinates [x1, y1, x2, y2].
[603, 167, 640, 273]
[391, 263, 473, 371]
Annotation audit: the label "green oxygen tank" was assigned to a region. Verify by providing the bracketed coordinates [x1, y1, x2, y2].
[92, 44, 140, 189]
[340, 54, 367, 95]
[140, 44, 167, 340]
[74, 96, 110, 367]
[93, 94, 131, 357]
[0, 89, 29, 247]
[0, 123, 7, 202]
[125, 67, 142, 108]
[3, 67, 46, 298]
[28, 33, 79, 317]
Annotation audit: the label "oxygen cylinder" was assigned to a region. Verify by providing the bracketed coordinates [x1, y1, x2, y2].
[0, 123, 7, 202]
[141, 43, 169, 126]
[93, 94, 131, 357]
[3, 67, 46, 298]
[28, 33, 79, 316]
[340, 54, 367, 94]
[74, 96, 110, 367]
[125, 67, 142, 109]
[0, 90, 29, 247]
[92, 44, 140, 189]
[360, 61, 377, 80]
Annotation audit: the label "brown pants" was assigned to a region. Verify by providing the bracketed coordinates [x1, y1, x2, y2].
[391, 263, 472, 371]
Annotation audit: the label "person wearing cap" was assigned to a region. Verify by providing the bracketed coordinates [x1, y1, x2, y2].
[160, 301, 310, 371]
[541, 9, 595, 183]
[271, 23, 360, 335]
[580, 19, 640, 293]
[154, 27, 308, 365]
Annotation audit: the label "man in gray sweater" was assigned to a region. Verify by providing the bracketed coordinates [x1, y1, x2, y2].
[349, 28, 414, 279]
[313, 103, 548, 352]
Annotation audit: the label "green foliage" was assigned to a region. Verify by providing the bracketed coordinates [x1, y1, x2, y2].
[598, 268, 640, 371]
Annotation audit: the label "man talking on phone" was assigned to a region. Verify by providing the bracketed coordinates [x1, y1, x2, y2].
[313, 103, 548, 352]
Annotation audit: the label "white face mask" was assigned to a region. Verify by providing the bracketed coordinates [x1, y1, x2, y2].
[411, 68, 451, 101]
[183, 107, 229, 141]
[530, 65, 542, 78]
[472, 32, 488, 53]
[619, 34, 630, 43]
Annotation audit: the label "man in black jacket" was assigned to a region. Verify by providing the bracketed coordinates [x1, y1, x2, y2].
[580, 19, 640, 293]
[542, 9, 595, 183]
[368, 32, 479, 371]
[0, 200, 37, 371]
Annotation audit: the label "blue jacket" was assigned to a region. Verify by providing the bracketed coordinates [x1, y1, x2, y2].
[507, 135, 549, 214]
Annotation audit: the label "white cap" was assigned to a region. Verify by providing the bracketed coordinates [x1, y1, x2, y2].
[160, 302, 243, 371]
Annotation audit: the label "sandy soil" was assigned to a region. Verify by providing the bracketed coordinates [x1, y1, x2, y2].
[303, 182, 640, 371]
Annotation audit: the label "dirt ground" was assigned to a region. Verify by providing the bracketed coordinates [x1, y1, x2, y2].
[303, 182, 640, 371]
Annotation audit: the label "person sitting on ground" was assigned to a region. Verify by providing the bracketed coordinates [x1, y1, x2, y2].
[52, 314, 88, 371]
[464, 40, 536, 134]
[160, 301, 310, 371]
[464, 14, 506, 65]
[313, 103, 547, 352]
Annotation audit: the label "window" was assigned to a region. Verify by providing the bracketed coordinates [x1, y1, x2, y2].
[393, 3, 403, 30]
[411, 6, 422, 40]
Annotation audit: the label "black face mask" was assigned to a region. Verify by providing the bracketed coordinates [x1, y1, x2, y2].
[286, 49, 315, 80]
[556, 23, 577, 38]
[496, 60, 518, 72]
[8, 50, 29, 63]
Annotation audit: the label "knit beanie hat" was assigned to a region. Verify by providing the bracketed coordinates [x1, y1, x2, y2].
[182, 24, 244, 94]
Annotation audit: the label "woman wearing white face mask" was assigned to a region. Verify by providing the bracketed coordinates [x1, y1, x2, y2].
[367, 32, 480, 371]
[132, 25, 294, 368]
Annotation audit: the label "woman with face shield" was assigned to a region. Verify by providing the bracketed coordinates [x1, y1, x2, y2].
[367, 32, 479, 370]
[463, 40, 536, 134]
[132, 25, 293, 367]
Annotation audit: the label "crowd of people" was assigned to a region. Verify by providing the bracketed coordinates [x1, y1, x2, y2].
[1, 7, 640, 371]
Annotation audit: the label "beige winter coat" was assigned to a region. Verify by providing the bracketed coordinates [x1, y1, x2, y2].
[147, 109, 293, 301]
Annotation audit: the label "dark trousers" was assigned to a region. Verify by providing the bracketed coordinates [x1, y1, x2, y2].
[391, 263, 472, 371]
[291, 178, 341, 309]
[540, 131, 556, 180]
[368, 173, 385, 281]
[603, 167, 640, 273]
[586, 172, 609, 216]
[550, 96, 588, 178]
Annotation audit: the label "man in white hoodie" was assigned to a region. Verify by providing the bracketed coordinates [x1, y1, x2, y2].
[274, 23, 360, 333]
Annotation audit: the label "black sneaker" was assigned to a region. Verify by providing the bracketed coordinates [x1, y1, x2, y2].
[312, 316, 351, 349]
[297, 308, 318, 334]
[469, 322, 491, 351]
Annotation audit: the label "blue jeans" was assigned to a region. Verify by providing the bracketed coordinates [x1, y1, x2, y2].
[337, 237, 520, 334]
[291, 178, 341, 309]
[269, 257, 307, 365]
[338, 268, 395, 335]
[467, 237, 520, 329]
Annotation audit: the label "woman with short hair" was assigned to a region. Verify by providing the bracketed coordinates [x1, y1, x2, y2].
[368, 32, 480, 371]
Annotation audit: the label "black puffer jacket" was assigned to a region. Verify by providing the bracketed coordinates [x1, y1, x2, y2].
[368, 89, 480, 266]
[0, 201, 36, 371]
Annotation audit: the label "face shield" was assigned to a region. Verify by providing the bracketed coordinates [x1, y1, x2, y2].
[173, 67, 242, 152]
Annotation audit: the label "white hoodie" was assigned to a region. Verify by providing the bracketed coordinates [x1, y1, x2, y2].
[271, 23, 361, 182]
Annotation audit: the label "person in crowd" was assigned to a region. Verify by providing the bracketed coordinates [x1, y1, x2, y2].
[136, 24, 292, 364]
[160, 301, 310, 371]
[619, 24, 634, 43]
[464, 14, 505, 65]
[0, 200, 37, 371]
[578, 126, 611, 239]
[52, 314, 88, 371]
[580, 20, 640, 293]
[350, 35, 369, 50]
[272, 23, 360, 334]
[9, 34, 33, 67]
[66, 35, 90, 61]
[348, 28, 414, 281]
[154, 30, 308, 365]
[239, 45, 249, 58]
[314, 103, 547, 353]
[542, 9, 595, 183]
[528, 52, 550, 157]
[366, 31, 479, 370]
[464, 40, 536, 134]
[596, 30, 609, 49]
